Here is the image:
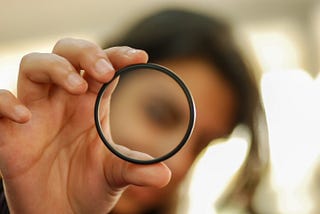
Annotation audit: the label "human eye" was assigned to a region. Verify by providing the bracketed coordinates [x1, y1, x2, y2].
[144, 99, 182, 130]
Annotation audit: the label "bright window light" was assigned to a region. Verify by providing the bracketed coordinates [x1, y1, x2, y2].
[244, 23, 304, 73]
[181, 125, 250, 214]
[257, 69, 320, 213]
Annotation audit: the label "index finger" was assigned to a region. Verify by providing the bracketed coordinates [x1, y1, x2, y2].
[104, 46, 149, 70]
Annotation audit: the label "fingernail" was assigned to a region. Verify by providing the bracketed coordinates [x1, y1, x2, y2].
[68, 73, 84, 87]
[95, 59, 114, 75]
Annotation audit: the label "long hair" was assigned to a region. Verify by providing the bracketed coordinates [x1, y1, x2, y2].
[104, 8, 269, 212]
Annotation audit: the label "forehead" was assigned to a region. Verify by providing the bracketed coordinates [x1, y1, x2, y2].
[159, 57, 239, 138]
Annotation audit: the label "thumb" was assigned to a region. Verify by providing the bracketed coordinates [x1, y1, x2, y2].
[104, 148, 172, 189]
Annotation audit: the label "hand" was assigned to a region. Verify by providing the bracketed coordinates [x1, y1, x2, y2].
[0, 38, 171, 214]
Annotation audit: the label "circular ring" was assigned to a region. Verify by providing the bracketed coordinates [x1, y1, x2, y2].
[94, 63, 196, 164]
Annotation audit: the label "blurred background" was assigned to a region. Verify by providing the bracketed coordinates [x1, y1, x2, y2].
[1, 0, 320, 213]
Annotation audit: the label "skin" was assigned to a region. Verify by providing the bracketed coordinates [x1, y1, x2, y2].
[112, 56, 239, 213]
[0, 39, 238, 214]
[109, 67, 190, 158]
[0, 38, 171, 214]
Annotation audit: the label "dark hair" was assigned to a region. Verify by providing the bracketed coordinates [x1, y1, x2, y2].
[104, 8, 269, 213]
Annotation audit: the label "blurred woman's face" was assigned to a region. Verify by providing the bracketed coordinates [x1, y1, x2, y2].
[111, 57, 239, 213]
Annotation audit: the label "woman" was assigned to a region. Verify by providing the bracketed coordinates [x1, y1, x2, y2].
[0, 8, 268, 214]
[105, 9, 269, 214]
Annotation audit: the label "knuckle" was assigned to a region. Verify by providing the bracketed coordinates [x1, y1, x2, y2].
[0, 89, 12, 98]
[20, 52, 41, 73]
[52, 39, 66, 55]
[77, 44, 106, 67]
[20, 52, 37, 65]
[79, 42, 103, 58]
[53, 37, 105, 63]
[54, 37, 98, 52]
[53, 37, 71, 51]
[45, 54, 73, 75]
[46, 55, 66, 71]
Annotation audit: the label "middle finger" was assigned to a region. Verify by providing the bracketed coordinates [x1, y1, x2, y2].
[52, 38, 115, 83]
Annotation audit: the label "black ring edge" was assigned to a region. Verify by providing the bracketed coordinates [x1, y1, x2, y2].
[94, 63, 196, 164]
